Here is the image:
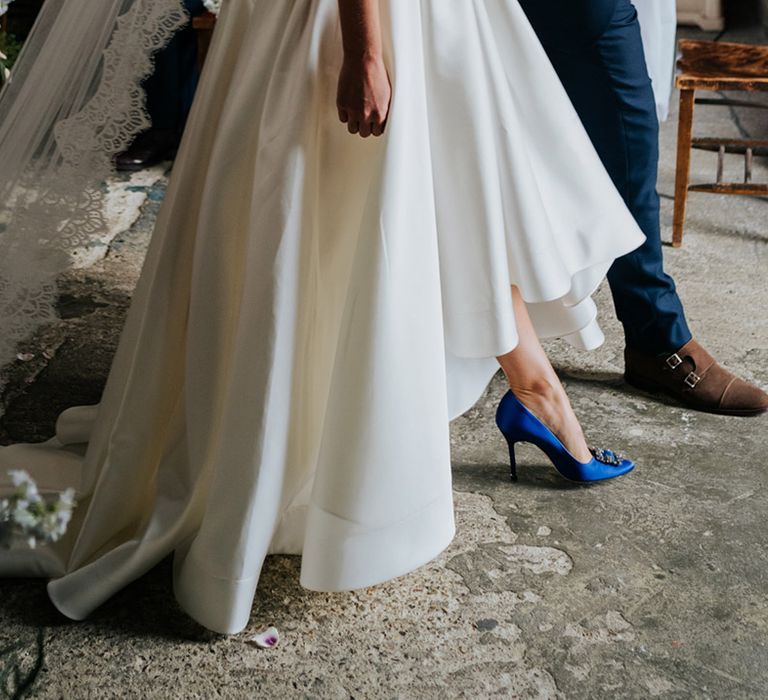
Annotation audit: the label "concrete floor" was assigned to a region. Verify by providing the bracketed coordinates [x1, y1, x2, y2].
[1, 22, 767, 700]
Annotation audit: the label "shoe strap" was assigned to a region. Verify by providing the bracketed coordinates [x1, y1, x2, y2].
[663, 346, 716, 392]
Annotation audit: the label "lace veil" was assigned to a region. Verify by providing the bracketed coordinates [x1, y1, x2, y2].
[0, 0, 189, 416]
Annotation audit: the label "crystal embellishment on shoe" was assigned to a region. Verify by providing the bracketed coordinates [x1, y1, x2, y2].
[589, 447, 626, 466]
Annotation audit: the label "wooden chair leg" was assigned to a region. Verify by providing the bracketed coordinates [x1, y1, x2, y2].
[193, 14, 216, 73]
[672, 89, 696, 248]
[195, 30, 214, 73]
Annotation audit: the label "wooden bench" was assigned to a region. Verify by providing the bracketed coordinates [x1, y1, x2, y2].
[673, 39, 768, 246]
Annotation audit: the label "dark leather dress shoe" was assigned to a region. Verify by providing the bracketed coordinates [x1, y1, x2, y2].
[625, 339, 768, 416]
[114, 129, 179, 172]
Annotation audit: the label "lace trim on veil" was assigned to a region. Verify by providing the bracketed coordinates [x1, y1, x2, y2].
[0, 0, 189, 413]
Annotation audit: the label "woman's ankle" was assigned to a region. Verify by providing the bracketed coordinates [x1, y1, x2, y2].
[504, 376, 591, 461]
[505, 376, 563, 406]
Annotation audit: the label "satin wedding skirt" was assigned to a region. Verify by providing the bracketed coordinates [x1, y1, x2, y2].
[0, 0, 644, 634]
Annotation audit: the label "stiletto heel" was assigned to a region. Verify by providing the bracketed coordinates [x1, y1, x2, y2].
[495, 390, 635, 483]
[508, 441, 518, 482]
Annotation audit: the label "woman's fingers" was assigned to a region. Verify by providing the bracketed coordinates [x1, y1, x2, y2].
[344, 112, 386, 138]
[358, 120, 372, 138]
[371, 116, 386, 137]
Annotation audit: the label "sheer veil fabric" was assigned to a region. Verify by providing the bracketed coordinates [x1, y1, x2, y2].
[0, 0, 189, 385]
[0, 0, 644, 634]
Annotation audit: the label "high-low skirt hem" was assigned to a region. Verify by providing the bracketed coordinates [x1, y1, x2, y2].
[0, 0, 643, 634]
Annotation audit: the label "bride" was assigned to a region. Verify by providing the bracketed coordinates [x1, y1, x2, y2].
[0, 0, 644, 634]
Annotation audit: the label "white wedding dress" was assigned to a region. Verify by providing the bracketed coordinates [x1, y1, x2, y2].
[0, 0, 644, 634]
[635, 0, 677, 121]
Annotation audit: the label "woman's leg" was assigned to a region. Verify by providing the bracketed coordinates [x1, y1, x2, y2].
[496, 286, 592, 462]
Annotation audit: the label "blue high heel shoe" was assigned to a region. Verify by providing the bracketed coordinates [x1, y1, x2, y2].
[495, 391, 635, 483]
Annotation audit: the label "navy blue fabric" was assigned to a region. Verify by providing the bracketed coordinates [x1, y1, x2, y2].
[519, 0, 691, 354]
[143, 0, 207, 133]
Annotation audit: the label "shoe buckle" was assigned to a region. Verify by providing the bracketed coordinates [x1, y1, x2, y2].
[684, 371, 701, 389]
[666, 353, 683, 370]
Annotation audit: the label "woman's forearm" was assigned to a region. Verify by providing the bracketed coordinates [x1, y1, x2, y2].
[338, 0, 383, 61]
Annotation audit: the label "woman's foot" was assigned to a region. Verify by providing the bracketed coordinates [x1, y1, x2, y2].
[495, 286, 597, 465]
[507, 378, 592, 463]
[496, 391, 635, 483]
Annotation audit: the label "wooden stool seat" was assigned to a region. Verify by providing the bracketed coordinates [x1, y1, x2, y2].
[672, 40, 768, 246]
[677, 40, 768, 86]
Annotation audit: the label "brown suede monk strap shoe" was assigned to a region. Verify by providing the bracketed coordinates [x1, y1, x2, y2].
[624, 339, 768, 416]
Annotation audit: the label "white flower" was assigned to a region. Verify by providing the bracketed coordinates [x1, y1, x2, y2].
[12, 506, 37, 529]
[203, 0, 222, 15]
[9, 469, 30, 487]
[2, 469, 77, 549]
[1, 44, 11, 86]
[10, 469, 41, 500]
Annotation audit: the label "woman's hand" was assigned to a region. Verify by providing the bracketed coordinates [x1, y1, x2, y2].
[336, 0, 390, 138]
[337, 55, 391, 138]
